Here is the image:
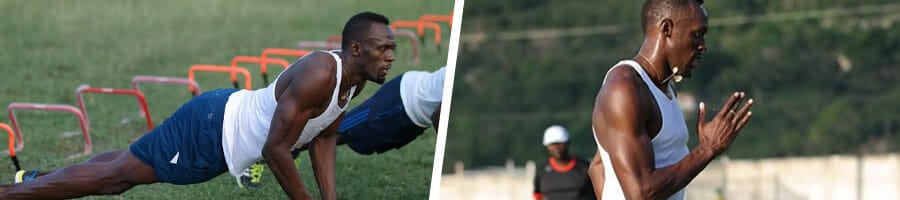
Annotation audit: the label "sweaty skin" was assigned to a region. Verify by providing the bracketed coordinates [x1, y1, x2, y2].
[589, 2, 754, 199]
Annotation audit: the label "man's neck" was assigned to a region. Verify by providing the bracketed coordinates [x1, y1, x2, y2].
[634, 45, 672, 88]
[339, 54, 364, 87]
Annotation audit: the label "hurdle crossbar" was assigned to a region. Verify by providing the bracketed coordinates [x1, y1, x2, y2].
[7, 103, 91, 159]
[418, 14, 452, 28]
[188, 65, 252, 92]
[391, 20, 443, 49]
[326, 36, 342, 44]
[75, 86, 154, 131]
[297, 41, 341, 50]
[132, 76, 202, 97]
[230, 56, 290, 86]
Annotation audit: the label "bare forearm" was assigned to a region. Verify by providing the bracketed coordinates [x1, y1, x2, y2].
[264, 146, 310, 200]
[310, 135, 337, 200]
[636, 147, 716, 199]
[587, 153, 605, 198]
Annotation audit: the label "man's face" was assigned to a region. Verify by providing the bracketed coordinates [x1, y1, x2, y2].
[356, 23, 396, 84]
[546, 142, 568, 160]
[666, 4, 708, 78]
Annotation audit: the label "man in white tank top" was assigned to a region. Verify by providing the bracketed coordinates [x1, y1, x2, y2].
[240, 67, 445, 187]
[589, 1, 755, 199]
[0, 12, 396, 200]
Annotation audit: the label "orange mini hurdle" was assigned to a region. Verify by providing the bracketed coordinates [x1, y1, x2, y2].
[230, 56, 290, 86]
[391, 20, 442, 49]
[418, 14, 452, 28]
[0, 123, 21, 171]
[132, 75, 202, 97]
[188, 65, 252, 93]
[297, 41, 341, 50]
[75, 86, 154, 131]
[7, 103, 91, 159]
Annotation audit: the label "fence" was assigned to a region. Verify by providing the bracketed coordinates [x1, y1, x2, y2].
[440, 154, 900, 200]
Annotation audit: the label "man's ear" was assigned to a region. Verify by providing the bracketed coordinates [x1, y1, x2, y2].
[660, 18, 674, 38]
[350, 41, 362, 57]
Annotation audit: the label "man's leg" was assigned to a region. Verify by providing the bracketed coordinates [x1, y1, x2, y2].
[0, 149, 157, 199]
[23, 150, 126, 178]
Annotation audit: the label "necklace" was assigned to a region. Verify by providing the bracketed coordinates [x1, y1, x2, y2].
[638, 54, 665, 83]
[339, 67, 351, 101]
[637, 54, 675, 99]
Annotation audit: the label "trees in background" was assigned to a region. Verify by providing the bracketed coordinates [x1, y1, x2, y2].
[446, 0, 900, 170]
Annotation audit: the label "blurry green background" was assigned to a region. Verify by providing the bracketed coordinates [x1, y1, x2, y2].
[0, 0, 451, 199]
[445, 0, 900, 171]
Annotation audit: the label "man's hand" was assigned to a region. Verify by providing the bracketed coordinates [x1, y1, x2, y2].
[697, 92, 754, 155]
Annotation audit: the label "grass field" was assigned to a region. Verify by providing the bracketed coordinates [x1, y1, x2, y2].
[0, 0, 452, 199]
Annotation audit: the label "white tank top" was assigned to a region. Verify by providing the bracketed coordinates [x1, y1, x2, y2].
[592, 60, 690, 200]
[221, 50, 355, 177]
[399, 66, 445, 128]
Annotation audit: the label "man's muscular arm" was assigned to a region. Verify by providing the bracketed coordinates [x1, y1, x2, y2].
[309, 113, 341, 200]
[591, 68, 753, 199]
[262, 52, 335, 200]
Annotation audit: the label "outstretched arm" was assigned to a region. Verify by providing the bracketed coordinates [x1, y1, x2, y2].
[591, 70, 753, 199]
[262, 52, 335, 200]
[309, 114, 341, 200]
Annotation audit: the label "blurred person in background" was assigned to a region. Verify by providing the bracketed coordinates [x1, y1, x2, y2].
[533, 125, 595, 200]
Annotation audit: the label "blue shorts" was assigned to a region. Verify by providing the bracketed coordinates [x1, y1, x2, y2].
[130, 88, 237, 185]
[339, 74, 428, 155]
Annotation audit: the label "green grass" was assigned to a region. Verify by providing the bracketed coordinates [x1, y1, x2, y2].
[0, 0, 451, 199]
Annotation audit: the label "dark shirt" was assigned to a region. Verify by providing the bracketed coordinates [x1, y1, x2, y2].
[533, 157, 595, 200]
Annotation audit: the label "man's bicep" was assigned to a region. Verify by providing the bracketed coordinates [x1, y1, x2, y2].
[593, 81, 656, 196]
[265, 98, 309, 149]
[266, 68, 331, 150]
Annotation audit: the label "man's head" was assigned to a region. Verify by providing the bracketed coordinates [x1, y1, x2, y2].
[543, 125, 570, 160]
[641, 0, 708, 79]
[342, 11, 397, 84]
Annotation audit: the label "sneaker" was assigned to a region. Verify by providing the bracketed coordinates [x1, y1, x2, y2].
[238, 161, 265, 188]
[14, 170, 39, 183]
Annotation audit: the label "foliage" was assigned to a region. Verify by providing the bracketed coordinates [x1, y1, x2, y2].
[446, 0, 900, 170]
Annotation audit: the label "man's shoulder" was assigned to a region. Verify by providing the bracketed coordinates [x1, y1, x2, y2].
[302, 51, 339, 72]
[289, 51, 338, 84]
[600, 63, 643, 94]
[594, 65, 646, 114]
[277, 51, 340, 103]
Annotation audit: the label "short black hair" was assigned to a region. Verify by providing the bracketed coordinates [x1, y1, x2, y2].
[640, 0, 703, 34]
[341, 12, 390, 51]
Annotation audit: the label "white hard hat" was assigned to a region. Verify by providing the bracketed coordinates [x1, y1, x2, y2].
[542, 125, 569, 146]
